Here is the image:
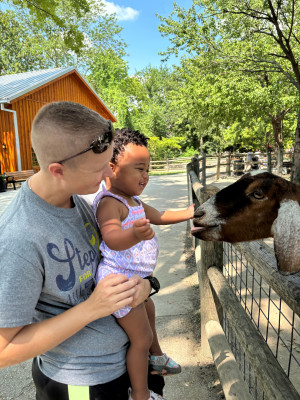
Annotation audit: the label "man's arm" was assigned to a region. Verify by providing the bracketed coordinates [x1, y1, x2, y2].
[0, 274, 137, 368]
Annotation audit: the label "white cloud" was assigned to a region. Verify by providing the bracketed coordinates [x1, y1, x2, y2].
[102, 1, 139, 21]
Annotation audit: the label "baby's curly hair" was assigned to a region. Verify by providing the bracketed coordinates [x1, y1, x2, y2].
[111, 128, 148, 164]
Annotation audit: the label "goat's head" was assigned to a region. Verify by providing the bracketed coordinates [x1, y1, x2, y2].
[192, 172, 300, 275]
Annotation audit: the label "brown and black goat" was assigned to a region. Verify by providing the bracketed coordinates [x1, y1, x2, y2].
[192, 172, 300, 275]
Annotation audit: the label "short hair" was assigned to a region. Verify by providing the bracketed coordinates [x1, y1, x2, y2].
[31, 101, 110, 170]
[111, 128, 148, 164]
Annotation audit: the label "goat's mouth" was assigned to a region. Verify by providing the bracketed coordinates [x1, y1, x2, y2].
[191, 224, 219, 236]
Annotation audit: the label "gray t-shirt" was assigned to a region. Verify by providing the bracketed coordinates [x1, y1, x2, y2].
[0, 182, 128, 385]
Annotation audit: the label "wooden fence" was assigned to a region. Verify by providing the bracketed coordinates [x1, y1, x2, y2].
[148, 151, 293, 177]
[191, 151, 293, 185]
[149, 157, 190, 172]
[187, 161, 300, 400]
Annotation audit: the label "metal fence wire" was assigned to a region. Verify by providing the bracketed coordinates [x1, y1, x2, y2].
[222, 242, 300, 399]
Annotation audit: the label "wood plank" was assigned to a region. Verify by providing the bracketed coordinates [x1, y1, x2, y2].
[205, 320, 252, 400]
[208, 266, 300, 400]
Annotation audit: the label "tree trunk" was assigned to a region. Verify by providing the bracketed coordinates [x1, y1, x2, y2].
[277, 145, 283, 174]
[265, 129, 272, 151]
[291, 106, 300, 185]
[271, 115, 284, 174]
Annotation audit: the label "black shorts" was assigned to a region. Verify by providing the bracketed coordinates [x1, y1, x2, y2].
[32, 358, 164, 400]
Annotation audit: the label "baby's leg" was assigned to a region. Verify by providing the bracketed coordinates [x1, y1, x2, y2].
[145, 298, 182, 377]
[145, 297, 163, 356]
[118, 303, 153, 400]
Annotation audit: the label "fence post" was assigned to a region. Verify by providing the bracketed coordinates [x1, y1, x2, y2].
[191, 154, 200, 177]
[201, 153, 206, 186]
[216, 154, 221, 180]
[166, 158, 169, 171]
[226, 152, 231, 176]
[267, 150, 272, 173]
[186, 163, 192, 206]
[196, 185, 223, 358]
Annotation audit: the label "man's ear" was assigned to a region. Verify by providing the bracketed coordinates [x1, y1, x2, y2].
[48, 163, 65, 179]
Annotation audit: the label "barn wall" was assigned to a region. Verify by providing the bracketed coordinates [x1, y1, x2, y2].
[0, 109, 17, 172]
[1, 72, 115, 173]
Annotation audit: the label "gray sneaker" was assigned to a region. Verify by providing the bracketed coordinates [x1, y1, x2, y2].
[128, 388, 167, 400]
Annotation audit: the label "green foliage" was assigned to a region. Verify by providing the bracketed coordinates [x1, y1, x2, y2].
[1, 0, 125, 74]
[148, 137, 184, 160]
[0, 9, 70, 74]
[157, 0, 300, 157]
[5, 0, 90, 53]
[181, 146, 197, 157]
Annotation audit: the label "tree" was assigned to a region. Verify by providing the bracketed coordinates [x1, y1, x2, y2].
[86, 48, 136, 128]
[158, 0, 300, 183]
[5, 0, 90, 53]
[0, 9, 72, 74]
[148, 137, 184, 160]
[1, 1, 127, 74]
[133, 66, 176, 138]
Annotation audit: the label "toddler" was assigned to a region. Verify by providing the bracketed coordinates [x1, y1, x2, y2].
[93, 128, 194, 400]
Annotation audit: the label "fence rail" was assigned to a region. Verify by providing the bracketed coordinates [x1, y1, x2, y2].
[150, 157, 190, 172]
[187, 161, 300, 400]
[149, 151, 293, 178]
[190, 151, 293, 185]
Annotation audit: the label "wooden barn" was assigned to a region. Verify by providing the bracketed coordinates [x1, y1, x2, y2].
[0, 67, 117, 173]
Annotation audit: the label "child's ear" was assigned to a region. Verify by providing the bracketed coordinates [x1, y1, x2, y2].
[109, 162, 117, 173]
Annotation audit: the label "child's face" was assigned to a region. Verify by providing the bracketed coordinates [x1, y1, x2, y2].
[110, 143, 150, 197]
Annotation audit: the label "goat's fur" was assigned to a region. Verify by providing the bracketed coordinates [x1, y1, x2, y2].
[192, 172, 300, 275]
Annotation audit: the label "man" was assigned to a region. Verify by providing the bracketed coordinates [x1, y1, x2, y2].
[0, 102, 164, 400]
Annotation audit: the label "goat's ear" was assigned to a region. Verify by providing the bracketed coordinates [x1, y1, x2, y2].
[272, 200, 300, 275]
[275, 176, 289, 191]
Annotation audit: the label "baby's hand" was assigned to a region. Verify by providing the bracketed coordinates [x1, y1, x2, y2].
[132, 218, 155, 241]
[187, 203, 195, 219]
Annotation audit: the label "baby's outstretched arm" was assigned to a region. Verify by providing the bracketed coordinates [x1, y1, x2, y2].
[96, 197, 155, 251]
[142, 202, 195, 225]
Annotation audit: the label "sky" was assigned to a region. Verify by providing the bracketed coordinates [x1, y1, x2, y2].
[102, 0, 193, 75]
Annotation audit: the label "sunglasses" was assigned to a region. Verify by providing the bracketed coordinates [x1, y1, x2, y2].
[56, 120, 115, 164]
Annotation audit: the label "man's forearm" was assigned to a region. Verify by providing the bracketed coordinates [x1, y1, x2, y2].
[0, 274, 138, 368]
[0, 301, 90, 368]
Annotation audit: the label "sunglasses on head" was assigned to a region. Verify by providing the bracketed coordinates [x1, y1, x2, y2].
[56, 120, 115, 164]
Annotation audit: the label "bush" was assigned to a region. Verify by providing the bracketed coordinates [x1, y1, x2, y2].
[148, 137, 184, 160]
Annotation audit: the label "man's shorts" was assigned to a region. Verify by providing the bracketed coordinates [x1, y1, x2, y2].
[32, 357, 164, 400]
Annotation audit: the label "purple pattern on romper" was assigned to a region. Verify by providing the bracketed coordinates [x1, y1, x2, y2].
[93, 184, 159, 318]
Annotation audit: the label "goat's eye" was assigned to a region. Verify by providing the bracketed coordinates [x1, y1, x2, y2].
[252, 191, 264, 199]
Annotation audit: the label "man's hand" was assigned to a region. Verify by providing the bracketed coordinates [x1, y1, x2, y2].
[132, 218, 155, 241]
[129, 275, 151, 308]
[85, 274, 138, 322]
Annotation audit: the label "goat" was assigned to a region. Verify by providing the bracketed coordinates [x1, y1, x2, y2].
[191, 172, 300, 275]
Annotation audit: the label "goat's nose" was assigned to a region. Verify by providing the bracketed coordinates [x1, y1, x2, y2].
[194, 209, 205, 219]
